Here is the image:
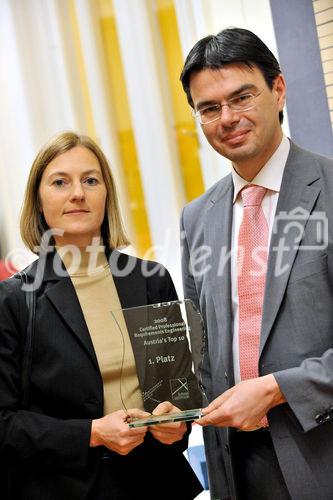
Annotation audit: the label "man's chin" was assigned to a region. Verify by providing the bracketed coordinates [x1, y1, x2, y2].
[215, 143, 255, 161]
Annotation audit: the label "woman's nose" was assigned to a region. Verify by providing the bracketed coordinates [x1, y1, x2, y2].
[69, 181, 85, 201]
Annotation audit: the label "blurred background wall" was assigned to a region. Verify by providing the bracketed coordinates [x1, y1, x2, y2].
[0, 0, 332, 293]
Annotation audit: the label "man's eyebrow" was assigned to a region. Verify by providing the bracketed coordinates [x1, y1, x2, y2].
[196, 100, 219, 110]
[195, 83, 258, 110]
[228, 83, 257, 98]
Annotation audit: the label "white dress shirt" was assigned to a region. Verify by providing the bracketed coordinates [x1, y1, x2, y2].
[231, 136, 290, 383]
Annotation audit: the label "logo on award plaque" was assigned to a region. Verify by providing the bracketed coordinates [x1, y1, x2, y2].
[110, 300, 206, 427]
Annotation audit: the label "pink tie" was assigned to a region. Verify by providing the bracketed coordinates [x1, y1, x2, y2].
[238, 185, 268, 425]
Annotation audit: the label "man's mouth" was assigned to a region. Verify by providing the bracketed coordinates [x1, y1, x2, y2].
[222, 130, 250, 144]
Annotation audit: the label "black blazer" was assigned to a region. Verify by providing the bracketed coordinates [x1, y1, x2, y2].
[0, 250, 202, 500]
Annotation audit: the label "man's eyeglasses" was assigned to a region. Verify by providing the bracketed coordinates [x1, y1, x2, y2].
[193, 89, 264, 125]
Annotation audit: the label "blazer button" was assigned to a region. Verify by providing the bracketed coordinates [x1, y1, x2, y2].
[224, 444, 230, 455]
[315, 414, 324, 424]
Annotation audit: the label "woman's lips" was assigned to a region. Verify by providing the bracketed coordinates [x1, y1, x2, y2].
[64, 210, 89, 215]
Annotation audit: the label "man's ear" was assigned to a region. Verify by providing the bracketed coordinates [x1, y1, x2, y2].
[274, 74, 286, 111]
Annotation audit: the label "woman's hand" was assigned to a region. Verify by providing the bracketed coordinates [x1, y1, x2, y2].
[90, 408, 150, 455]
[149, 401, 187, 445]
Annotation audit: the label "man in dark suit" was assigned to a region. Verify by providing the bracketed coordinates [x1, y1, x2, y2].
[180, 27, 333, 499]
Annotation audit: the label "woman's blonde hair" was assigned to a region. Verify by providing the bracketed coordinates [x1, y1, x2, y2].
[20, 131, 130, 253]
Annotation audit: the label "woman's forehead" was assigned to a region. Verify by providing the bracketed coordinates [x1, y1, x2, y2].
[42, 146, 101, 177]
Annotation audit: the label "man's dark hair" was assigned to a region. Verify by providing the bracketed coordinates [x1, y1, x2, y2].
[180, 27, 284, 123]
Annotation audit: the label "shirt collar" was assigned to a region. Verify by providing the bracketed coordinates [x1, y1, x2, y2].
[232, 136, 290, 203]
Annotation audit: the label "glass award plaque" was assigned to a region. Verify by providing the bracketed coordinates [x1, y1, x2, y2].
[110, 299, 206, 427]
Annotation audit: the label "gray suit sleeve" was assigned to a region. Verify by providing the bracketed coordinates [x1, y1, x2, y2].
[274, 348, 333, 432]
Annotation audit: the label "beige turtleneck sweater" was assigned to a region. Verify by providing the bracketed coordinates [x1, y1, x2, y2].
[58, 246, 143, 415]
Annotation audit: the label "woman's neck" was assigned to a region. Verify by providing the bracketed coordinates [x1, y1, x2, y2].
[56, 240, 108, 276]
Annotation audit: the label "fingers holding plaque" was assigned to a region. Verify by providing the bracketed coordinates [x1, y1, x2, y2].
[128, 409, 203, 428]
[110, 300, 206, 427]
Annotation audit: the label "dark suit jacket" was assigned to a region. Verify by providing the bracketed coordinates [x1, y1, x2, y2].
[181, 141, 333, 500]
[0, 249, 202, 500]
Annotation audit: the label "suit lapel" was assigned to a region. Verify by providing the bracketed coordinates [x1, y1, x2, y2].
[205, 177, 234, 381]
[260, 143, 321, 355]
[44, 250, 149, 373]
[43, 259, 100, 371]
[110, 251, 148, 386]
[31, 250, 149, 380]
[110, 251, 147, 309]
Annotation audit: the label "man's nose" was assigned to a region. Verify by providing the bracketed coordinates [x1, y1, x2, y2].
[219, 104, 240, 127]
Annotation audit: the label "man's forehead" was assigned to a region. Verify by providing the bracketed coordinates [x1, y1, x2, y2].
[189, 63, 264, 102]
[190, 62, 263, 85]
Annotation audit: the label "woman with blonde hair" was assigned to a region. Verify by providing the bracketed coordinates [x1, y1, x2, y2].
[0, 132, 202, 500]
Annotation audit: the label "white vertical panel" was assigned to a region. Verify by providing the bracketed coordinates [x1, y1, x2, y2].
[174, 0, 206, 58]
[72, 0, 134, 236]
[113, 0, 185, 277]
[205, 0, 245, 29]
[0, 0, 35, 265]
[175, 0, 231, 190]
[10, 0, 81, 147]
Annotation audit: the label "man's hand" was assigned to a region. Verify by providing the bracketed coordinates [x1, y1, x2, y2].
[149, 401, 187, 445]
[90, 408, 150, 455]
[197, 375, 286, 431]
